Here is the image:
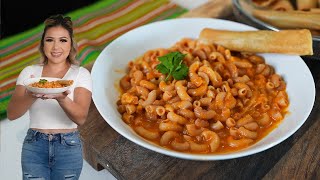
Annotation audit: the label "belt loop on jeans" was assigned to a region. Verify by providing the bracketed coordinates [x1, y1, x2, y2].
[32, 129, 39, 139]
[48, 134, 54, 141]
[60, 133, 64, 144]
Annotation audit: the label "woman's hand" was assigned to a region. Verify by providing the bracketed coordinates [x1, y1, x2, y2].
[25, 89, 37, 98]
[33, 90, 71, 101]
[24, 75, 38, 99]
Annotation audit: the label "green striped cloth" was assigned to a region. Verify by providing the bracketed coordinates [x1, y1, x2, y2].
[0, 0, 187, 120]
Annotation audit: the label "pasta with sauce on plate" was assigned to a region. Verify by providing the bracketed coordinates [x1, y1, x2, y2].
[117, 38, 289, 154]
[29, 79, 74, 88]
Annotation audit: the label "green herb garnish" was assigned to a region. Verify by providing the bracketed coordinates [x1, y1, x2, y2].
[156, 51, 189, 82]
[39, 79, 48, 84]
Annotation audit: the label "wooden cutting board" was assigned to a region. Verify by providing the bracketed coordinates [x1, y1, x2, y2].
[179, 0, 232, 18]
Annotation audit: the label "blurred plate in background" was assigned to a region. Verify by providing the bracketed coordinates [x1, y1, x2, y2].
[232, 0, 320, 60]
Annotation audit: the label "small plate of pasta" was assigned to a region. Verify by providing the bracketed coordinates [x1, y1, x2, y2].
[24, 77, 73, 94]
[91, 18, 315, 160]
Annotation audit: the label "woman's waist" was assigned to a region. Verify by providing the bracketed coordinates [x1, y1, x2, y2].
[25, 128, 81, 145]
[29, 112, 78, 130]
[31, 128, 78, 134]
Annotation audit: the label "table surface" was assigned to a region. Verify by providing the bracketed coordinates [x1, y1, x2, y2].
[79, 1, 320, 179]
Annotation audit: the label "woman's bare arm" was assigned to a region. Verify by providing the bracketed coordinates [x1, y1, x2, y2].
[7, 85, 37, 120]
[53, 87, 92, 126]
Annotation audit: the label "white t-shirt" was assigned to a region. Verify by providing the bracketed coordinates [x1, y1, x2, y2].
[16, 64, 92, 129]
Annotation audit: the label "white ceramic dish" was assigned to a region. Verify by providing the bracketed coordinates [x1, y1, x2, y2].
[24, 77, 72, 94]
[91, 18, 315, 160]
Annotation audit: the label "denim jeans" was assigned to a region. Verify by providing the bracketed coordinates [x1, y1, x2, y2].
[21, 129, 83, 180]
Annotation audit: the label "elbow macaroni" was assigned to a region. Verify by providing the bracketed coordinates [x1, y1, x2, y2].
[117, 38, 289, 154]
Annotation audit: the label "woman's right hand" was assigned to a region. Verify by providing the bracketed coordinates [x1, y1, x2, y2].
[24, 75, 37, 98]
[25, 89, 37, 98]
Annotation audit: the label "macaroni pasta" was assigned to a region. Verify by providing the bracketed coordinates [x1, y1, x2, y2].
[117, 38, 289, 154]
[30, 79, 73, 88]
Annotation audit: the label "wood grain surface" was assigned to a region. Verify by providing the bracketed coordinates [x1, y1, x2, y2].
[79, 1, 320, 179]
[179, 0, 232, 18]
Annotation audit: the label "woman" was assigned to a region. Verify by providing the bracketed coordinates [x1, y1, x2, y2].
[7, 14, 92, 180]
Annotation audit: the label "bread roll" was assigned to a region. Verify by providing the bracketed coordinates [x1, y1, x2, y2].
[297, 0, 318, 11]
[251, 0, 277, 7]
[199, 28, 313, 55]
[270, 0, 294, 11]
[253, 9, 320, 30]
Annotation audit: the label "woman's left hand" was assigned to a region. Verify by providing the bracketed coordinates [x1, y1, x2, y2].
[36, 90, 70, 101]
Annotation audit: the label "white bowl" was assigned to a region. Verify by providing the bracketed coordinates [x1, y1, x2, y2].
[91, 18, 315, 160]
[24, 77, 72, 94]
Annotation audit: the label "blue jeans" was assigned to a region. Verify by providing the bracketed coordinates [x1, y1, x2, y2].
[21, 129, 83, 180]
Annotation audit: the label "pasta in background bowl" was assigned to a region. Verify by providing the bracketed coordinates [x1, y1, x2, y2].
[91, 18, 315, 160]
[232, 0, 320, 60]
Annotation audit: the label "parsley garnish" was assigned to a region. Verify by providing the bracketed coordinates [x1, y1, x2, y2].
[156, 51, 189, 82]
[39, 79, 48, 84]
